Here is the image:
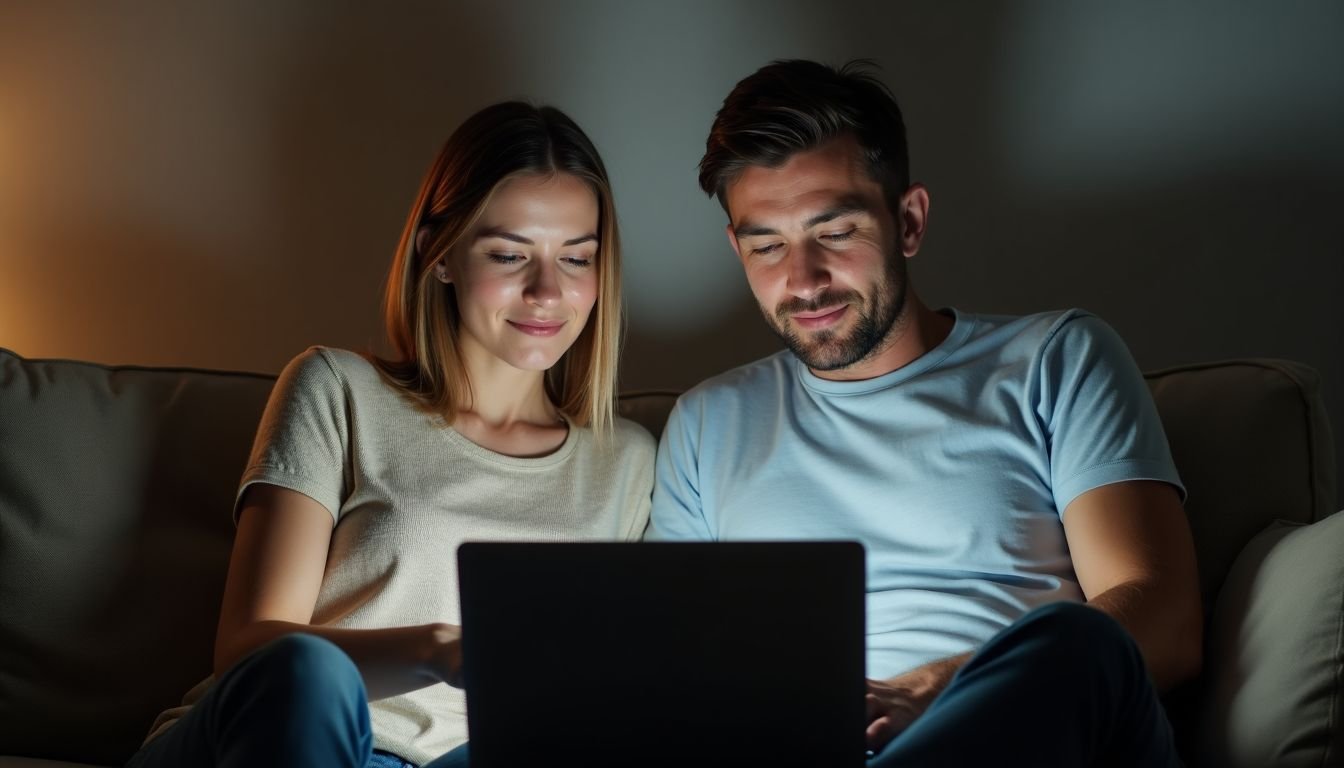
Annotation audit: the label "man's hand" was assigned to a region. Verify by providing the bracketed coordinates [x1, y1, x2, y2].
[865, 652, 970, 751]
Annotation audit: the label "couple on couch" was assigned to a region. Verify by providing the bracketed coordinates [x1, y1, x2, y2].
[126, 59, 1202, 768]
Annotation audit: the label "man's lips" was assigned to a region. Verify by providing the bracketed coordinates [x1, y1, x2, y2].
[508, 319, 566, 337]
[791, 305, 848, 330]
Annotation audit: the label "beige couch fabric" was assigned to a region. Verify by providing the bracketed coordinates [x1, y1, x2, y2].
[1198, 514, 1344, 766]
[1144, 359, 1337, 606]
[0, 351, 274, 766]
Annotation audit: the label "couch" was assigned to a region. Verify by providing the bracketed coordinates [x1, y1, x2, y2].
[1, 347, 1339, 767]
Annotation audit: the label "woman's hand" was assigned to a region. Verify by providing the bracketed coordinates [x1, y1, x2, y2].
[424, 622, 465, 688]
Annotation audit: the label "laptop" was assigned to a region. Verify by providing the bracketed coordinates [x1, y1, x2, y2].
[457, 541, 867, 768]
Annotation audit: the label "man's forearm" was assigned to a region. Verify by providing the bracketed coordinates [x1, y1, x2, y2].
[1084, 581, 1202, 692]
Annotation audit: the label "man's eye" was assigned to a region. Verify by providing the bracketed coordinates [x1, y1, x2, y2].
[822, 230, 856, 242]
[488, 253, 522, 264]
[752, 243, 783, 256]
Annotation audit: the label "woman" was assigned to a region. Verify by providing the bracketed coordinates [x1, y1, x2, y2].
[127, 102, 654, 768]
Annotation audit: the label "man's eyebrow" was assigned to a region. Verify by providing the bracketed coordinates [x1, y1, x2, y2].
[732, 221, 779, 238]
[476, 229, 598, 247]
[732, 201, 870, 238]
[802, 201, 869, 230]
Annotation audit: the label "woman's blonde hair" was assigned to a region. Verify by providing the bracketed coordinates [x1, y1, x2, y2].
[374, 102, 622, 433]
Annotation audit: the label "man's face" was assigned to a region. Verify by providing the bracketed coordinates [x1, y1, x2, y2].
[723, 137, 909, 373]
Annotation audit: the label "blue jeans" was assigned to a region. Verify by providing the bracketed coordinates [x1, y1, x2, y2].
[124, 634, 473, 768]
[371, 745, 470, 768]
[447, 602, 1178, 767]
[867, 601, 1181, 767]
[125, 634, 372, 768]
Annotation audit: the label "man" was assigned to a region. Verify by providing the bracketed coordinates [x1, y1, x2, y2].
[648, 59, 1202, 766]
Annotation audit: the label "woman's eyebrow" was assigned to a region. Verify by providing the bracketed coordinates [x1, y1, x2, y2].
[475, 229, 598, 247]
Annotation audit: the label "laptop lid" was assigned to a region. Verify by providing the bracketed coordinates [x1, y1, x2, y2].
[458, 541, 866, 768]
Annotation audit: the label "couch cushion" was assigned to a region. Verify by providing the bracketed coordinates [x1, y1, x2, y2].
[1195, 513, 1344, 767]
[1144, 359, 1337, 610]
[0, 350, 275, 765]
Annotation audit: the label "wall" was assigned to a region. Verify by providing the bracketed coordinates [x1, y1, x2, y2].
[2, 1, 1341, 497]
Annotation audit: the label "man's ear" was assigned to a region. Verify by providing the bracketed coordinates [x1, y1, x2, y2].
[898, 183, 930, 258]
[725, 224, 743, 261]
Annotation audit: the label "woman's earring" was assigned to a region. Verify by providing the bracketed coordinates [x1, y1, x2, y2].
[435, 263, 451, 283]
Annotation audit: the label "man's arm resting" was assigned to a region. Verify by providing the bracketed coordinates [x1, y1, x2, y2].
[1062, 479, 1203, 692]
[863, 479, 1201, 749]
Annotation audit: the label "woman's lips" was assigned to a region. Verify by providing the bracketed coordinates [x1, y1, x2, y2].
[508, 319, 566, 337]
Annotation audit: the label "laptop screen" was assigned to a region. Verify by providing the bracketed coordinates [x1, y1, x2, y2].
[458, 541, 867, 768]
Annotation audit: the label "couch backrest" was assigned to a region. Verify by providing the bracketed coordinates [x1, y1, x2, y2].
[0, 351, 274, 764]
[1144, 359, 1337, 610]
[0, 349, 1335, 764]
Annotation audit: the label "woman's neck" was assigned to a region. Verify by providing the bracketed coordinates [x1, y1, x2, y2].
[452, 337, 568, 457]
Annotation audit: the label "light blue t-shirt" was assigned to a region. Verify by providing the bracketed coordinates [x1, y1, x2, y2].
[648, 308, 1184, 679]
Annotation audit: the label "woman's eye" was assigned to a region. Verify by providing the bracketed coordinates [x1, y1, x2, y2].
[488, 253, 522, 264]
[562, 256, 594, 268]
[822, 230, 855, 242]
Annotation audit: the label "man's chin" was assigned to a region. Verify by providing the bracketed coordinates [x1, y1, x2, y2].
[782, 334, 867, 372]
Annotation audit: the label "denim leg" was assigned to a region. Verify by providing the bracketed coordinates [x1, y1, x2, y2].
[423, 742, 470, 768]
[368, 750, 418, 768]
[126, 633, 372, 768]
[870, 601, 1179, 768]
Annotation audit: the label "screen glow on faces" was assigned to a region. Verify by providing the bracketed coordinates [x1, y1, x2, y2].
[442, 173, 601, 373]
[723, 138, 907, 373]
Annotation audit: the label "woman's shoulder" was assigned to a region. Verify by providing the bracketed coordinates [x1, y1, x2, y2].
[279, 346, 384, 390]
[608, 415, 658, 460]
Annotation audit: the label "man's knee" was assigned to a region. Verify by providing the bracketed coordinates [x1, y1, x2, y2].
[1015, 601, 1141, 665]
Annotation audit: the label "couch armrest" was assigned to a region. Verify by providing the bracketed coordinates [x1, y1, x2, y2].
[1195, 510, 1344, 766]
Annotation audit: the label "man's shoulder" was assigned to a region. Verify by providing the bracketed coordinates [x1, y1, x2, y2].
[971, 308, 1096, 342]
[675, 349, 794, 413]
[963, 308, 1118, 361]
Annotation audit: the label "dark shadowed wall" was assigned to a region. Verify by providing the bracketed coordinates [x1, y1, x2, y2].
[1, 1, 1341, 498]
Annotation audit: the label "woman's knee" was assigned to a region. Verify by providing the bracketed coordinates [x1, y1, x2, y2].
[226, 633, 367, 707]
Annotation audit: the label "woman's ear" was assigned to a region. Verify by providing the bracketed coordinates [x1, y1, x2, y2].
[417, 226, 452, 284]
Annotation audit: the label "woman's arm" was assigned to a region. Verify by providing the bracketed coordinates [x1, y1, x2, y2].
[213, 483, 462, 700]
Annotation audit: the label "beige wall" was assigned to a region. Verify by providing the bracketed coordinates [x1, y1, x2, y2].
[2, 1, 1341, 494]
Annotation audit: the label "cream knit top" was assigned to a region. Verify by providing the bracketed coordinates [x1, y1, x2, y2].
[143, 347, 655, 764]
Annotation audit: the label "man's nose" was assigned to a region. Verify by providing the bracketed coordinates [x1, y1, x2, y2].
[786, 242, 831, 301]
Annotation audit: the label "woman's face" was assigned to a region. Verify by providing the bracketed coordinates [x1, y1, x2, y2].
[440, 172, 601, 373]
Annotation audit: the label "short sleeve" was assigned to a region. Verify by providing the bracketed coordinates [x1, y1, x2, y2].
[646, 398, 715, 541]
[235, 347, 351, 524]
[1035, 313, 1185, 515]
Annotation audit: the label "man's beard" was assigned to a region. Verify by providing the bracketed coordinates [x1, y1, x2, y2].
[763, 257, 907, 372]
